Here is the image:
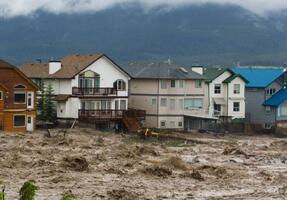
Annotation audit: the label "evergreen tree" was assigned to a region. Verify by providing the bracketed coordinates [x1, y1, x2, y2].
[45, 82, 57, 123]
[19, 180, 38, 200]
[36, 81, 56, 123]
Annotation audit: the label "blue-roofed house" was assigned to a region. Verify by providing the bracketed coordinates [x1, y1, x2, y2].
[232, 67, 286, 131]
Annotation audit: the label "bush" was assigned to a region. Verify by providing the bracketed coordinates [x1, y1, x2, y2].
[61, 191, 76, 200]
[19, 180, 38, 200]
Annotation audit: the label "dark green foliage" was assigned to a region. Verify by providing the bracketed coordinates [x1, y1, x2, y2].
[60, 191, 76, 200]
[19, 180, 38, 200]
[37, 81, 56, 123]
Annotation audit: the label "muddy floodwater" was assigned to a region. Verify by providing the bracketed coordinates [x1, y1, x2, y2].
[0, 129, 287, 199]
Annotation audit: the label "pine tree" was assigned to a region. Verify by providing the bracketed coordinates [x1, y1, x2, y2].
[36, 80, 46, 122]
[45, 82, 57, 123]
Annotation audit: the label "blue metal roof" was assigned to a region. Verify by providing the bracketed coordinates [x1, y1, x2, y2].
[231, 68, 284, 88]
[263, 87, 287, 107]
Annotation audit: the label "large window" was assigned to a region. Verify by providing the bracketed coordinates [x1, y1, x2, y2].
[179, 80, 185, 88]
[214, 84, 221, 94]
[233, 102, 240, 112]
[14, 115, 26, 127]
[14, 91, 26, 104]
[184, 99, 203, 110]
[160, 98, 167, 107]
[151, 98, 157, 105]
[114, 79, 126, 91]
[170, 99, 175, 110]
[79, 71, 100, 88]
[233, 84, 240, 94]
[160, 80, 167, 89]
[120, 100, 127, 110]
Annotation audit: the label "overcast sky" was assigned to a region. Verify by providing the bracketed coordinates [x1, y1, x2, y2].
[0, 0, 286, 18]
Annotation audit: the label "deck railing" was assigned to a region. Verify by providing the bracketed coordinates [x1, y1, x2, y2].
[78, 109, 146, 121]
[72, 87, 117, 96]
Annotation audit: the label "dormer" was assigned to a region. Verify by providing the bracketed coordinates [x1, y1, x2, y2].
[49, 60, 61, 74]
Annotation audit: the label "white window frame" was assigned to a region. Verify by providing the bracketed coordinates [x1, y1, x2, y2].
[151, 98, 157, 105]
[170, 99, 175, 110]
[178, 121, 183, 127]
[179, 80, 185, 88]
[27, 91, 34, 109]
[233, 84, 240, 94]
[266, 88, 276, 96]
[160, 98, 167, 107]
[14, 91, 26, 104]
[214, 84, 221, 94]
[233, 102, 240, 112]
[264, 123, 272, 130]
[160, 80, 167, 89]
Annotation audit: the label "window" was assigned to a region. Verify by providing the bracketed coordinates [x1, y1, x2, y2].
[151, 98, 157, 105]
[14, 91, 26, 104]
[195, 80, 202, 88]
[160, 80, 167, 89]
[178, 122, 183, 127]
[14, 115, 26, 127]
[184, 99, 203, 109]
[233, 102, 240, 112]
[278, 106, 287, 117]
[114, 79, 126, 90]
[264, 123, 272, 130]
[214, 84, 221, 94]
[27, 92, 34, 109]
[265, 106, 271, 113]
[178, 99, 183, 110]
[179, 80, 185, 88]
[233, 84, 240, 94]
[160, 121, 166, 128]
[266, 88, 276, 96]
[0, 91, 2, 100]
[160, 98, 167, 107]
[170, 99, 175, 110]
[120, 100, 126, 110]
[170, 80, 176, 88]
[169, 121, 176, 128]
[214, 104, 221, 115]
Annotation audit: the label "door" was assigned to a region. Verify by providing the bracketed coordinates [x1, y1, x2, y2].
[27, 115, 34, 132]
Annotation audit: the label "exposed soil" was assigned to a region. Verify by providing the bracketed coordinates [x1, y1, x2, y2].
[0, 129, 287, 199]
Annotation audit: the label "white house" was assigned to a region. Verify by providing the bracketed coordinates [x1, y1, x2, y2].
[20, 54, 134, 127]
[203, 68, 248, 121]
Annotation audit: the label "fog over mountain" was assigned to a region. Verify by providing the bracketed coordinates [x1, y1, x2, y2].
[1, 3, 287, 66]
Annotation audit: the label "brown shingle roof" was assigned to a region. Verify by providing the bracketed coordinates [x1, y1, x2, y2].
[20, 53, 104, 79]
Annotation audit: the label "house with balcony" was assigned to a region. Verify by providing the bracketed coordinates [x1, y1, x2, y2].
[203, 67, 248, 122]
[20, 54, 144, 130]
[122, 62, 217, 131]
[0, 59, 38, 132]
[232, 67, 287, 131]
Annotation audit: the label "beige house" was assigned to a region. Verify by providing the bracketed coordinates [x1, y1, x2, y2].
[123, 62, 217, 130]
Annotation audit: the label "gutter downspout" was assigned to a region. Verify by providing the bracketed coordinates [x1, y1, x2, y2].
[157, 80, 160, 129]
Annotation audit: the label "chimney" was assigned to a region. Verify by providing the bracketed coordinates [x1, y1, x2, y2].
[49, 59, 61, 74]
[191, 66, 203, 75]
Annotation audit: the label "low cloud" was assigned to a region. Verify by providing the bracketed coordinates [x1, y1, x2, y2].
[0, 0, 287, 18]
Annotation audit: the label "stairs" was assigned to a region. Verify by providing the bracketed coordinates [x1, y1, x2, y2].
[123, 116, 142, 132]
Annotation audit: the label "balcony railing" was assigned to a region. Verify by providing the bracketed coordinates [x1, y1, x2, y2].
[78, 109, 146, 121]
[72, 87, 117, 96]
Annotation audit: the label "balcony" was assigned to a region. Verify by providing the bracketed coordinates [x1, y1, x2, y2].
[72, 87, 117, 96]
[184, 108, 218, 120]
[78, 109, 146, 121]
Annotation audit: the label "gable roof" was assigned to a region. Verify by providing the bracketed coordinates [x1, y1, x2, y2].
[122, 62, 205, 80]
[0, 59, 38, 90]
[20, 54, 130, 79]
[223, 74, 249, 83]
[263, 87, 287, 107]
[203, 68, 234, 82]
[232, 67, 285, 88]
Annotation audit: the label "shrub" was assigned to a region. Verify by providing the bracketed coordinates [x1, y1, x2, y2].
[19, 180, 38, 200]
